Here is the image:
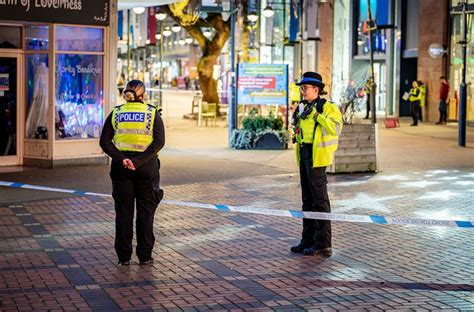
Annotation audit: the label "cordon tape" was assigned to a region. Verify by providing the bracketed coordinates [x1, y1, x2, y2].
[0, 181, 472, 229]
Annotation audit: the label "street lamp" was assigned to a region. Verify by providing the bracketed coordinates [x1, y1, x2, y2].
[155, 11, 167, 21]
[163, 27, 172, 37]
[172, 24, 182, 33]
[203, 29, 213, 38]
[457, 0, 468, 147]
[248, 11, 259, 22]
[263, 5, 274, 18]
[132, 7, 146, 15]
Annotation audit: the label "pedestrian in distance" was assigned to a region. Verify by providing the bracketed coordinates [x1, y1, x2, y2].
[408, 80, 421, 126]
[290, 72, 343, 257]
[100, 80, 165, 266]
[364, 78, 371, 119]
[418, 80, 427, 122]
[436, 76, 450, 125]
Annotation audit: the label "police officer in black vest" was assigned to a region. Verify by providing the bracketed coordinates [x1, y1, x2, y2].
[100, 80, 165, 266]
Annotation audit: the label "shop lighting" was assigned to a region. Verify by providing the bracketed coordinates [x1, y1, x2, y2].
[184, 37, 193, 44]
[178, 39, 185, 45]
[155, 11, 167, 21]
[174, 40, 178, 45]
[146, 39, 150, 44]
[263, 6, 274, 18]
[203, 29, 213, 38]
[172, 24, 182, 32]
[163, 28, 172, 37]
[132, 7, 146, 15]
[248, 11, 259, 22]
[155, 33, 162, 40]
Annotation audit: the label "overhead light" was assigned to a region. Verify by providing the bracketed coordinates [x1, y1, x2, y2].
[178, 39, 185, 45]
[174, 40, 178, 45]
[163, 27, 172, 37]
[132, 7, 146, 15]
[184, 37, 193, 44]
[248, 11, 258, 22]
[203, 29, 212, 38]
[172, 24, 181, 32]
[263, 6, 274, 18]
[155, 11, 167, 21]
[155, 33, 161, 40]
[146, 39, 150, 44]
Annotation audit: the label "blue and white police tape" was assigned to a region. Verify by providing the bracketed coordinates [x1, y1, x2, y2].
[1, 180, 472, 229]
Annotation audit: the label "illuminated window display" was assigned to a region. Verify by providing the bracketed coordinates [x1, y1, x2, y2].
[25, 54, 49, 139]
[55, 54, 103, 139]
[55, 26, 104, 140]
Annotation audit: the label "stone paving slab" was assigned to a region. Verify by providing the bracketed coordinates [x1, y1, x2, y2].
[0, 169, 473, 310]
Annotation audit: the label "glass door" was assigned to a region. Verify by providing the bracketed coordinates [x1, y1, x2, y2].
[0, 55, 20, 165]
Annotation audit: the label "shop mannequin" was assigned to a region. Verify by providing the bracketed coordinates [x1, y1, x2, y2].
[25, 62, 49, 138]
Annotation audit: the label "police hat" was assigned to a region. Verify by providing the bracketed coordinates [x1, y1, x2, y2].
[295, 72, 325, 89]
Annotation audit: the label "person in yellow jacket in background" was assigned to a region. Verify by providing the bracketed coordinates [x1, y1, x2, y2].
[408, 80, 421, 126]
[100, 80, 165, 266]
[418, 80, 426, 122]
[290, 72, 343, 257]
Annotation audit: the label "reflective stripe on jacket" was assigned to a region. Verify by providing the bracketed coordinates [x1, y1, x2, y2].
[295, 100, 343, 167]
[111, 102, 156, 152]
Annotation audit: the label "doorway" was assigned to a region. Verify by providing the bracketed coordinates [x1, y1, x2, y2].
[0, 54, 22, 165]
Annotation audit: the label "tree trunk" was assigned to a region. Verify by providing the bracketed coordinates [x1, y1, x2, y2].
[198, 54, 219, 106]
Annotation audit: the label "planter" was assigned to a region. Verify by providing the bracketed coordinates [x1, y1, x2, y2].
[328, 123, 377, 173]
[254, 133, 286, 150]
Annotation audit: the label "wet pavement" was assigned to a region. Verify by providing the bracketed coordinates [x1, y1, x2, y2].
[0, 119, 473, 311]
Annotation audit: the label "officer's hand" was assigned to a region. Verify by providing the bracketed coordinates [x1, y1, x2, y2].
[122, 158, 136, 171]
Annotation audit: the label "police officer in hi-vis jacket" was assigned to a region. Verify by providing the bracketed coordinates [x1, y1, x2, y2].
[290, 72, 343, 257]
[100, 80, 165, 266]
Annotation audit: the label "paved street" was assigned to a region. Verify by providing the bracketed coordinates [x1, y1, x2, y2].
[0, 119, 473, 310]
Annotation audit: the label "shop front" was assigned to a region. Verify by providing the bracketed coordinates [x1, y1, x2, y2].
[0, 0, 112, 167]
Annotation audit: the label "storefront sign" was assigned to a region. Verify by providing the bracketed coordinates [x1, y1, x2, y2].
[0, 0, 109, 26]
[428, 43, 445, 59]
[237, 64, 288, 106]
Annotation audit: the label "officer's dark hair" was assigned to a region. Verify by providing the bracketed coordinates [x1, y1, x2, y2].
[123, 80, 145, 102]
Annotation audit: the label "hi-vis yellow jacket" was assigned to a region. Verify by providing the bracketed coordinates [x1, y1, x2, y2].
[111, 102, 156, 152]
[419, 85, 427, 107]
[409, 87, 421, 103]
[295, 100, 343, 167]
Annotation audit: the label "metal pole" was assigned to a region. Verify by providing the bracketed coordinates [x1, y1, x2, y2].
[229, 0, 237, 146]
[127, 9, 131, 81]
[368, 0, 377, 124]
[159, 21, 163, 107]
[459, 0, 467, 147]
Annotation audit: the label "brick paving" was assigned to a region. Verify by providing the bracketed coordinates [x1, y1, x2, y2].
[1, 168, 473, 311]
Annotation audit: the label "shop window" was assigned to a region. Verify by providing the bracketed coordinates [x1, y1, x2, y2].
[0, 26, 22, 49]
[55, 26, 104, 52]
[25, 54, 49, 139]
[26, 26, 49, 51]
[55, 54, 103, 139]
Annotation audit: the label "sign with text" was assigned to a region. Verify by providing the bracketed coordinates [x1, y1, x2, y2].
[237, 64, 288, 105]
[0, 0, 109, 26]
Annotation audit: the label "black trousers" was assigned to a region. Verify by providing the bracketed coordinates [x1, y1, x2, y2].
[110, 158, 163, 262]
[411, 101, 420, 125]
[365, 96, 370, 119]
[299, 144, 331, 249]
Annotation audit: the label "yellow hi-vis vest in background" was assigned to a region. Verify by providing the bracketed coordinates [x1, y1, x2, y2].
[419, 85, 427, 107]
[295, 100, 343, 167]
[111, 102, 156, 152]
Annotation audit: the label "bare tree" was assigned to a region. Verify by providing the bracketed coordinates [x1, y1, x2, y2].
[162, 1, 248, 115]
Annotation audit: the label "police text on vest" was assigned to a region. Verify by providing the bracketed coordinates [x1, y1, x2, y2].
[118, 112, 145, 122]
